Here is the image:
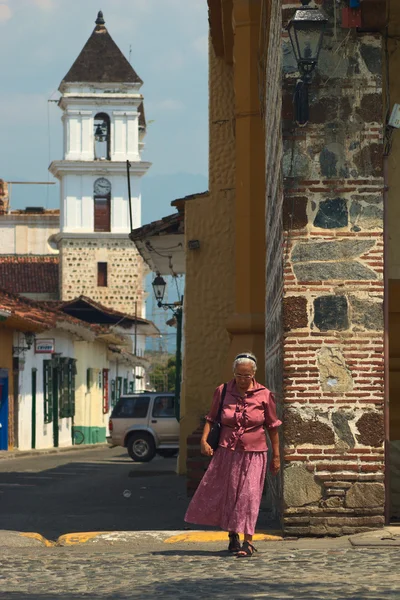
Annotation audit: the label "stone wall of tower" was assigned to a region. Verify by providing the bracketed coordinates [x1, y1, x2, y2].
[59, 238, 147, 316]
[280, 1, 385, 535]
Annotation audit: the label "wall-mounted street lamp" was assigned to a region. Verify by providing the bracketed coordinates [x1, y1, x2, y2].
[13, 331, 36, 356]
[152, 275, 183, 422]
[287, 0, 328, 126]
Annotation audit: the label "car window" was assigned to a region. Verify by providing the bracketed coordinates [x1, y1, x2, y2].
[112, 396, 150, 418]
[152, 396, 175, 418]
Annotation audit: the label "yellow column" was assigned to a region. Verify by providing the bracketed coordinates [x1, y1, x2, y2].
[225, 0, 266, 382]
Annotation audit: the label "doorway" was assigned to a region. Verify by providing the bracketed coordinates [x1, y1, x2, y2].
[31, 368, 37, 449]
[53, 366, 59, 448]
[0, 369, 8, 451]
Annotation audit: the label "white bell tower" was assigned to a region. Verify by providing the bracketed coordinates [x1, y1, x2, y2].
[50, 11, 150, 315]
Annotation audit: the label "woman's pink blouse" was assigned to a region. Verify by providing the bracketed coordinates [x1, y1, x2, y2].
[206, 379, 281, 452]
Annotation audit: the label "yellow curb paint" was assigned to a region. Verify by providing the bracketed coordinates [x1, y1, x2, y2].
[164, 532, 282, 544]
[56, 532, 111, 546]
[20, 532, 55, 547]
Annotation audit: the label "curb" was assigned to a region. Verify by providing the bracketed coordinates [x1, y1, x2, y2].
[0, 530, 283, 548]
[0, 443, 108, 461]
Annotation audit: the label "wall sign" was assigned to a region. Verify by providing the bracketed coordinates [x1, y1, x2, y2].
[35, 339, 55, 354]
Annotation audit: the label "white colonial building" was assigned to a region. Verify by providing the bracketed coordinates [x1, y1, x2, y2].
[0, 13, 158, 451]
[49, 11, 151, 318]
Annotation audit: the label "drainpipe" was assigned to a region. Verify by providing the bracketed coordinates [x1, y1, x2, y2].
[383, 152, 390, 525]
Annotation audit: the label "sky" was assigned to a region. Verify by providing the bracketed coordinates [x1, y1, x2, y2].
[0, 0, 209, 223]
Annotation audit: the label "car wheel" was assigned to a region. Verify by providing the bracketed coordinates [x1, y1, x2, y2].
[157, 449, 178, 458]
[127, 433, 156, 462]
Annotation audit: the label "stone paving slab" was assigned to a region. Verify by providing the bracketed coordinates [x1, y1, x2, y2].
[350, 526, 400, 547]
[0, 542, 399, 599]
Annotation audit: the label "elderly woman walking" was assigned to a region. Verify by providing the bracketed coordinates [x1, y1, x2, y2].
[184, 352, 281, 557]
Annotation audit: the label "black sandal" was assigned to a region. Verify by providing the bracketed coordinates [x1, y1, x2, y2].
[236, 541, 257, 558]
[228, 533, 241, 553]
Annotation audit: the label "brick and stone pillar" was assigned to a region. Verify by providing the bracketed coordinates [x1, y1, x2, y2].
[276, 1, 385, 535]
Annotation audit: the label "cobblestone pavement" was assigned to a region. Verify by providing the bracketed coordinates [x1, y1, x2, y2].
[0, 542, 399, 599]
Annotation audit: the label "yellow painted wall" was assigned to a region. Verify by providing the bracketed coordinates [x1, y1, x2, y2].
[178, 41, 236, 473]
[0, 326, 13, 389]
[74, 340, 109, 438]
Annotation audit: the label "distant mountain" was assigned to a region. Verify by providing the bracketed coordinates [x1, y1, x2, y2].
[141, 172, 208, 224]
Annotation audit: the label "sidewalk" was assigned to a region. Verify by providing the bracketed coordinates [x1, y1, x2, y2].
[0, 442, 108, 461]
[0, 526, 399, 549]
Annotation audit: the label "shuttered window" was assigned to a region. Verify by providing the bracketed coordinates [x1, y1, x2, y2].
[60, 358, 76, 418]
[116, 377, 122, 401]
[94, 196, 111, 232]
[102, 369, 109, 414]
[43, 361, 53, 424]
[111, 379, 116, 408]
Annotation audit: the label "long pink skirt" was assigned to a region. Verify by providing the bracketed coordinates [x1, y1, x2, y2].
[184, 447, 267, 536]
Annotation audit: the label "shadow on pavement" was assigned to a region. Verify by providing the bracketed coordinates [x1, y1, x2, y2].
[3, 578, 400, 600]
[0, 453, 189, 539]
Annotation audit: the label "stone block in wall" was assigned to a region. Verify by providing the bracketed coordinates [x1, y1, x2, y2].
[356, 412, 384, 447]
[314, 295, 349, 331]
[356, 93, 383, 124]
[283, 296, 308, 331]
[283, 144, 311, 179]
[319, 143, 349, 179]
[350, 201, 383, 231]
[353, 143, 383, 178]
[284, 410, 334, 446]
[283, 197, 308, 231]
[317, 346, 354, 394]
[291, 239, 376, 263]
[349, 296, 383, 330]
[313, 198, 348, 229]
[293, 261, 377, 282]
[284, 464, 323, 508]
[332, 411, 356, 449]
[345, 482, 385, 508]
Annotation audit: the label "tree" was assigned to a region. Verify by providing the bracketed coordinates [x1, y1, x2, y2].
[146, 353, 176, 392]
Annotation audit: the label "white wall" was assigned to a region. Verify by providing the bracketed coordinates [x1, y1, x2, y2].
[61, 173, 141, 233]
[0, 217, 59, 255]
[63, 104, 141, 163]
[16, 330, 75, 450]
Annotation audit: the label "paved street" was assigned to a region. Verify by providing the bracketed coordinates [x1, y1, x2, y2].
[1, 447, 400, 599]
[1, 540, 400, 599]
[0, 446, 188, 539]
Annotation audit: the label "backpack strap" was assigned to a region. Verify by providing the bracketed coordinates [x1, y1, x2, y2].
[216, 383, 227, 423]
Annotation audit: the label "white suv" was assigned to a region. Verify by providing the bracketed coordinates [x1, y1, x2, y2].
[107, 392, 179, 462]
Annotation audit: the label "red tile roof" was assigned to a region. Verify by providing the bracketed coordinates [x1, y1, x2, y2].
[0, 287, 113, 339]
[0, 256, 59, 294]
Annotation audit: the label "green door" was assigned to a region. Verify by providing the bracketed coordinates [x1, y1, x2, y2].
[52, 367, 59, 448]
[31, 369, 37, 449]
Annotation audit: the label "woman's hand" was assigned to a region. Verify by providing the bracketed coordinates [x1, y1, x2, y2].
[271, 456, 281, 475]
[200, 439, 214, 457]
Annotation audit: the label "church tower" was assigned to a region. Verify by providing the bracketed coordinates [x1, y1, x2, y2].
[50, 11, 150, 316]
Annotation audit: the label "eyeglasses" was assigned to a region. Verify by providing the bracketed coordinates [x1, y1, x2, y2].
[234, 373, 253, 380]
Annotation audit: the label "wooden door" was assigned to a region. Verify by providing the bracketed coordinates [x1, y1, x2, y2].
[94, 196, 111, 232]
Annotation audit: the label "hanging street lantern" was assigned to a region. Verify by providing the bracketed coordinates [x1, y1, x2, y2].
[151, 274, 183, 422]
[152, 275, 167, 307]
[287, 0, 328, 125]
